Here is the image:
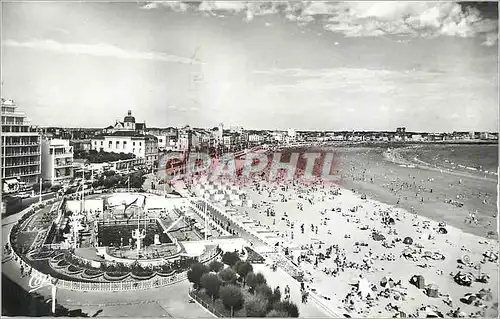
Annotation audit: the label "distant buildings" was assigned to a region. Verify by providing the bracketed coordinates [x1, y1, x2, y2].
[90, 110, 158, 165]
[41, 138, 74, 185]
[1, 98, 41, 192]
[286, 128, 297, 144]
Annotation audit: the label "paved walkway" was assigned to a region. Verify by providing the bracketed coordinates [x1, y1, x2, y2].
[2, 202, 209, 317]
[253, 264, 335, 318]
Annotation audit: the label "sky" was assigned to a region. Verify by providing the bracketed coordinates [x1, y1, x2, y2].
[1, 1, 498, 132]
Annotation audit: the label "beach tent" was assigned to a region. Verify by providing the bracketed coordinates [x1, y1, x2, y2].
[426, 284, 439, 298]
[403, 237, 413, 245]
[453, 272, 472, 287]
[437, 227, 448, 234]
[409, 275, 425, 289]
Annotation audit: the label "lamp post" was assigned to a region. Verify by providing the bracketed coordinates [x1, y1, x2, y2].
[38, 177, 42, 203]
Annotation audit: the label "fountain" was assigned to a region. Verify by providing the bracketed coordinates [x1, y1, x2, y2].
[132, 228, 146, 256]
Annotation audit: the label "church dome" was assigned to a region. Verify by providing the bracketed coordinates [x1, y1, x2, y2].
[124, 110, 135, 123]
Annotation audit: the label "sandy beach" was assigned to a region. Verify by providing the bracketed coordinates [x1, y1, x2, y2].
[233, 177, 499, 317]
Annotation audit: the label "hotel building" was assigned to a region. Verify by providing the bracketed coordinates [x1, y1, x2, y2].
[1, 98, 41, 192]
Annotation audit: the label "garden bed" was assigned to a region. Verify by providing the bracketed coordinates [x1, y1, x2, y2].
[104, 272, 130, 281]
[50, 253, 65, 263]
[130, 272, 156, 281]
[66, 265, 83, 275]
[156, 270, 176, 277]
[81, 269, 103, 279]
[55, 259, 69, 268]
[28, 250, 55, 260]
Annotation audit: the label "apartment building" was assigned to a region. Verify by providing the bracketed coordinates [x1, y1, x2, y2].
[1, 98, 41, 192]
[41, 138, 74, 185]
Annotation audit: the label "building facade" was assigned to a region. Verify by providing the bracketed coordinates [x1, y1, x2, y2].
[90, 111, 158, 166]
[41, 138, 74, 185]
[1, 98, 41, 192]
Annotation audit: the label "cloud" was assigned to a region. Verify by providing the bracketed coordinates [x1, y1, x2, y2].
[138, 1, 497, 44]
[482, 32, 498, 46]
[3, 39, 203, 64]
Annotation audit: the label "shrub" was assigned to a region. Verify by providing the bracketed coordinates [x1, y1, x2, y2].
[273, 301, 299, 318]
[245, 295, 268, 317]
[267, 310, 289, 317]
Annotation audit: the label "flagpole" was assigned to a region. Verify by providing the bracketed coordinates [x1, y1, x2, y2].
[204, 201, 208, 241]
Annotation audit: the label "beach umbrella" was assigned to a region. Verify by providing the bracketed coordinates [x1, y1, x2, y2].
[403, 237, 413, 245]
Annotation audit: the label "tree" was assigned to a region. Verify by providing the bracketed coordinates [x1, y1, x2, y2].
[274, 301, 299, 318]
[270, 287, 281, 306]
[219, 267, 237, 285]
[103, 170, 116, 177]
[219, 285, 244, 316]
[234, 261, 253, 285]
[200, 273, 222, 302]
[103, 176, 119, 189]
[209, 260, 224, 273]
[245, 295, 268, 317]
[255, 284, 273, 302]
[267, 310, 289, 317]
[222, 251, 241, 267]
[187, 263, 209, 289]
[246, 272, 267, 293]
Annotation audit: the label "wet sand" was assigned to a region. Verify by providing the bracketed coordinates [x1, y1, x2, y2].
[330, 146, 497, 239]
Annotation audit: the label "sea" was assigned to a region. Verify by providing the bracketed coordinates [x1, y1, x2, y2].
[408, 143, 498, 174]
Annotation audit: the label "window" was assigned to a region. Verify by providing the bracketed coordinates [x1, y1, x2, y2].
[133, 142, 135, 146]
[139, 142, 142, 146]
[100, 141, 103, 146]
[123, 141, 127, 149]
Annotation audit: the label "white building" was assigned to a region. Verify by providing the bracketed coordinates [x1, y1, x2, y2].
[411, 134, 423, 142]
[41, 138, 74, 185]
[287, 128, 297, 144]
[91, 111, 158, 166]
[248, 134, 264, 143]
[271, 131, 286, 143]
